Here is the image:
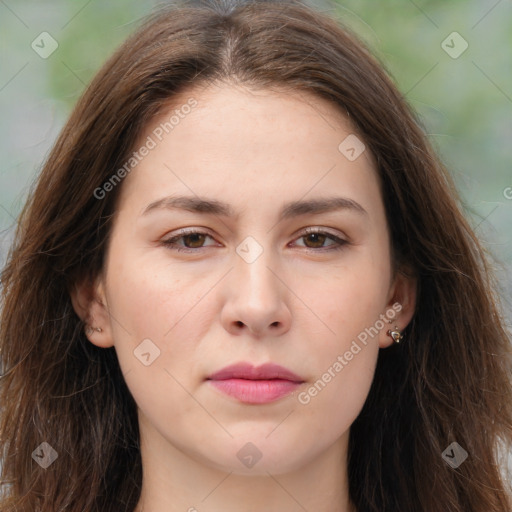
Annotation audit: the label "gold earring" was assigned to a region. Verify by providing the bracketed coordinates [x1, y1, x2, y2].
[387, 326, 403, 343]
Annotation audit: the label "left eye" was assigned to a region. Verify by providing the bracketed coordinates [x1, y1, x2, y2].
[293, 229, 347, 250]
[161, 228, 347, 252]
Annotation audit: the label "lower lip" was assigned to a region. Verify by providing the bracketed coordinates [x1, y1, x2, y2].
[208, 378, 302, 404]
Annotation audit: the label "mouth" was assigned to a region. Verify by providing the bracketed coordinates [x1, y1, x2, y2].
[206, 362, 305, 404]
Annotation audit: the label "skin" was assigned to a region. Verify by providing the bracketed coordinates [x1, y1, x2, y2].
[72, 83, 416, 512]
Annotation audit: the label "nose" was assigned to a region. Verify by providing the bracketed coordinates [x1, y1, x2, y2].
[220, 248, 292, 338]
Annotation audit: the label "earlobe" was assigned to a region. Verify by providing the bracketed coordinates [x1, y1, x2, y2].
[378, 271, 417, 348]
[69, 276, 114, 348]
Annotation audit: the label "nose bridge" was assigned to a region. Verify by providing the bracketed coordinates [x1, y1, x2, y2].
[222, 234, 291, 335]
[233, 234, 280, 303]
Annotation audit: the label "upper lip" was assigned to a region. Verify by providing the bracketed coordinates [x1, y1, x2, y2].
[207, 362, 304, 382]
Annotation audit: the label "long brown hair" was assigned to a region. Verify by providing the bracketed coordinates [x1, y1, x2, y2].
[1, 1, 511, 510]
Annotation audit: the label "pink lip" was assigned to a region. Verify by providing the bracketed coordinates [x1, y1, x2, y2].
[206, 362, 304, 404]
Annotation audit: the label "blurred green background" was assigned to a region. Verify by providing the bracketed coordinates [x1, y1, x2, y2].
[0, 0, 511, 320]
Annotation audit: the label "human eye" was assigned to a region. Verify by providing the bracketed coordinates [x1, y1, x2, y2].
[160, 227, 348, 254]
[161, 228, 219, 252]
[291, 227, 349, 252]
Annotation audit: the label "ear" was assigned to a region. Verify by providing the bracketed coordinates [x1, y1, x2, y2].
[378, 269, 417, 348]
[69, 274, 114, 348]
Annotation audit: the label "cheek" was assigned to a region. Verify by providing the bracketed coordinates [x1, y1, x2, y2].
[298, 347, 378, 449]
[317, 251, 391, 339]
[104, 243, 209, 381]
[106, 255, 212, 424]
[106, 242, 202, 336]
[296, 272, 384, 438]
[296, 251, 389, 420]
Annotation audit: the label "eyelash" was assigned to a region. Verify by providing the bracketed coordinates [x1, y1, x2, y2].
[161, 227, 348, 253]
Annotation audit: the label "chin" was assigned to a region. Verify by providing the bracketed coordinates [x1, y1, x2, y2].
[199, 436, 312, 476]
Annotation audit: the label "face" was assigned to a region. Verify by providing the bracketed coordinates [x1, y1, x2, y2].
[77, 83, 414, 475]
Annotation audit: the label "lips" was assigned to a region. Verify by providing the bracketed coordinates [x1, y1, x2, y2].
[207, 362, 304, 382]
[206, 362, 304, 404]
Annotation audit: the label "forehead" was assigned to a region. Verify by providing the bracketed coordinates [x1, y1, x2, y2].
[115, 83, 380, 219]
[148, 82, 359, 151]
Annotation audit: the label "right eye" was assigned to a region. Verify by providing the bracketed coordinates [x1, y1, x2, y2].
[161, 229, 219, 252]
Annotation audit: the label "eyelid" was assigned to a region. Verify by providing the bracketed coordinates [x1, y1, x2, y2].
[298, 226, 347, 240]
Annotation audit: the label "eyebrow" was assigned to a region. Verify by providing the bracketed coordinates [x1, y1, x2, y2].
[141, 195, 368, 220]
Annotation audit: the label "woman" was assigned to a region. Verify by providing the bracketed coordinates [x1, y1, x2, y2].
[1, 0, 511, 511]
